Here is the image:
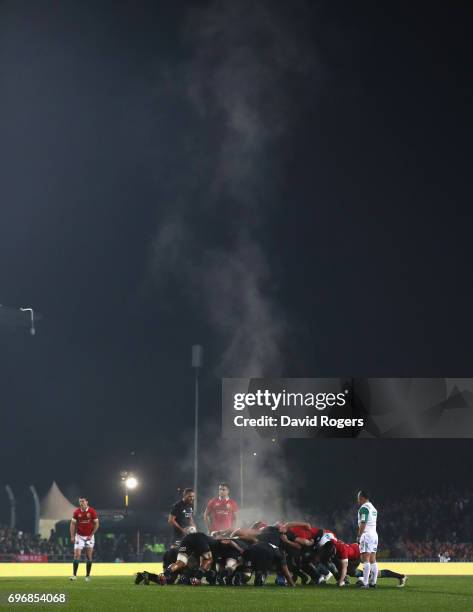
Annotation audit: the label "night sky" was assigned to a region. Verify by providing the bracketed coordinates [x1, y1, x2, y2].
[1, 1, 472, 523]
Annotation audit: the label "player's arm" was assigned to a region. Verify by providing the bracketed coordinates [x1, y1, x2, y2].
[92, 518, 99, 535]
[337, 558, 348, 586]
[231, 501, 238, 528]
[281, 563, 295, 587]
[357, 506, 369, 540]
[69, 518, 77, 542]
[295, 537, 313, 547]
[281, 533, 301, 550]
[168, 513, 186, 535]
[203, 503, 211, 532]
[230, 528, 259, 542]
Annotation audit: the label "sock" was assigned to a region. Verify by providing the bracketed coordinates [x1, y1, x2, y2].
[363, 562, 371, 585]
[204, 569, 216, 585]
[380, 569, 402, 580]
[86, 561, 92, 577]
[147, 572, 160, 584]
[369, 562, 378, 585]
[73, 560, 79, 576]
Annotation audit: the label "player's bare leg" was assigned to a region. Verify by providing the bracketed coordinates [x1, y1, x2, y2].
[337, 559, 348, 587]
[70, 547, 81, 580]
[378, 568, 408, 587]
[85, 546, 94, 581]
[158, 559, 186, 584]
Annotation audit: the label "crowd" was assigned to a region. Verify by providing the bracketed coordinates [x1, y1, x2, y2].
[0, 526, 64, 556]
[301, 483, 473, 560]
[0, 525, 168, 563]
[401, 541, 473, 561]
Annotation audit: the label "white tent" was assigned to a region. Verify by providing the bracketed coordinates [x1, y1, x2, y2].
[39, 481, 76, 539]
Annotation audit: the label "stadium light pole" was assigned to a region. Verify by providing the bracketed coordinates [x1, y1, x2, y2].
[191, 345, 203, 511]
[121, 472, 138, 514]
[20, 307, 36, 336]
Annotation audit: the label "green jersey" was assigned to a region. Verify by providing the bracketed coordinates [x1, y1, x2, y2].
[358, 501, 378, 535]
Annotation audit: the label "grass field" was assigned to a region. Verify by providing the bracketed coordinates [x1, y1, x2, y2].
[1, 576, 473, 611]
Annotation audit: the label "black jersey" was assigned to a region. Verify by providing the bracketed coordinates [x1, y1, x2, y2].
[169, 499, 194, 538]
[217, 538, 251, 561]
[243, 542, 286, 573]
[179, 533, 219, 559]
[257, 526, 283, 548]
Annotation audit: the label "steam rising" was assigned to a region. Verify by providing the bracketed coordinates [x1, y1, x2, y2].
[152, 0, 318, 522]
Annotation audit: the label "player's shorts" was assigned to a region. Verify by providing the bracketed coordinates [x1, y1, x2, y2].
[74, 534, 95, 550]
[345, 542, 360, 560]
[359, 532, 378, 554]
[176, 552, 189, 564]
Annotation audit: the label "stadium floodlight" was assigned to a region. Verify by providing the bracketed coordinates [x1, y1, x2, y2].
[121, 471, 139, 513]
[20, 307, 36, 336]
[125, 476, 138, 490]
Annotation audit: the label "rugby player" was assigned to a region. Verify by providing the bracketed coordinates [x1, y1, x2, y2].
[284, 524, 322, 584]
[204, 483, 238, 534]
[231, 523, 296, 587]
[158, 532, 220, 585]
[69, 497, 99, 582]
[168, 488, 196, 543]
[319, 535, 408, 588]
[357, 490, 378, 588]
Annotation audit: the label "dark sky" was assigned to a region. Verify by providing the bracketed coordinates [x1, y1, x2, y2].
[1, 0, 472, 523]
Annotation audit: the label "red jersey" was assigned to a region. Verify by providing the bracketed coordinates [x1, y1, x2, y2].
[73, 507, 98, 536]
[288, 526, 336, 541]
[288, 526, 312, 540]
[335, 539, 360, 561]
[315, 527, 336, 537]
[205, 497, 238, 532]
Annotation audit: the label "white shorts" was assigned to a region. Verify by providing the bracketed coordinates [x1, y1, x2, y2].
[359, 532, 378, 554]
[74, 534, 95, 550]
[176, 552, 189, 565]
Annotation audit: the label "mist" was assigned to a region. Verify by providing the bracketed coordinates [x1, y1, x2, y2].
[151, 0, 322, 524]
